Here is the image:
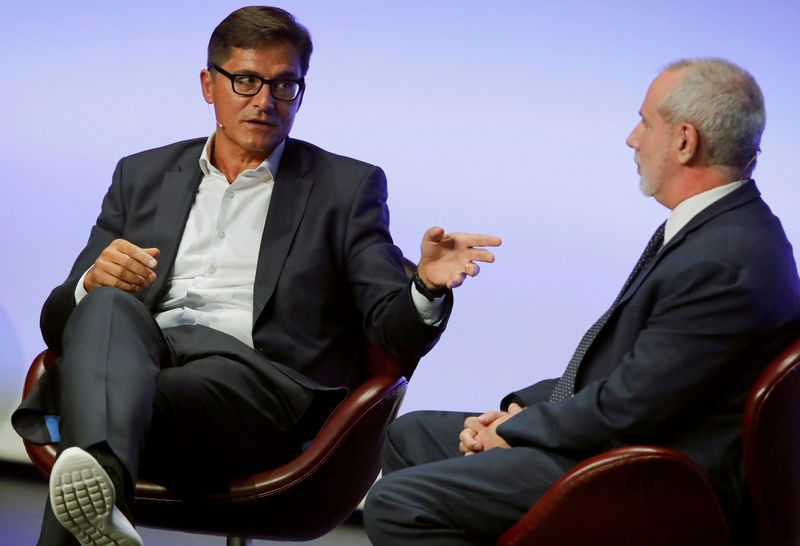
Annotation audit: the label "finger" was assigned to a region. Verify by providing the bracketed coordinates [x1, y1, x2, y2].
[464, 416, 481, 429]
[459, 431, 478, 451]
[462, 436, 483, 452]
[447, 272, 467, 289]
[106, 244, 158, 281]
[468, 248, 497, 264]
[465, 262, 480, 277]
[450, 233, 502, 248]
[105, 252, 156, 284]
[94, 260, 151, 289]
[423, 226, 446, 243]
[120, 241, 159, 269]
[508, 402, 524, 414]
[477, 411, 501, 424]
[90, 266, 146, 293]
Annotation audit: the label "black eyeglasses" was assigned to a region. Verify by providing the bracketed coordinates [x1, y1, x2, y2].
[209, 64, 305, 101]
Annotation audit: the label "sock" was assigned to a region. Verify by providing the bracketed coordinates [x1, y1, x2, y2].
[87, 443, 135, 525]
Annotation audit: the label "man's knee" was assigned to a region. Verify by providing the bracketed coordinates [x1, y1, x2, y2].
[381, 411, 428, 473]
[78, 286, 144, 312]
[63, 286, 163, 359]
[66, 286, 148, 331]
[364, 471, 420, 541]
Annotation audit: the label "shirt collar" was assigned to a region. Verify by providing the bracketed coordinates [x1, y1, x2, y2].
[663, 179, 747, 246]
[199, 131, 285, 182]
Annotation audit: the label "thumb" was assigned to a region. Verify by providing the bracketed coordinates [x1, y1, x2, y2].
[423, 226, 445, 243]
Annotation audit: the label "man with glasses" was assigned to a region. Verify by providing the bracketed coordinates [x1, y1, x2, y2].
[13, 6, 500, 545]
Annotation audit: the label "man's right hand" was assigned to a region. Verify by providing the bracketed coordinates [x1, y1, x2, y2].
[84, 239, 160, 293]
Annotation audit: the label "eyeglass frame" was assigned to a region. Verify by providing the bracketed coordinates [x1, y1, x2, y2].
[209, 64, 305, 101]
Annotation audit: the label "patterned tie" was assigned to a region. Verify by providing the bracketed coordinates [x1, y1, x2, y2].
[549, 222, 666, 402]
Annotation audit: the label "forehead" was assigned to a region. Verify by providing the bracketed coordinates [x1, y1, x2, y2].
[641, 68, 685, 116]
[224, 43, 302, 75]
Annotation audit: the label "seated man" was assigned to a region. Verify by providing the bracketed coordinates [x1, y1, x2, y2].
[12, 6, 501, 545]
[364, 58, 800, 545]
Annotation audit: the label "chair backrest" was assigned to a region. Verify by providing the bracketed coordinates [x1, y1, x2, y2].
[22, 340, 412, 540]
[21, 350, 58, 478]
[741, 333, 800, 546]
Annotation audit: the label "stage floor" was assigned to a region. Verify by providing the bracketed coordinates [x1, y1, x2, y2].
[0, 462, 370, 545]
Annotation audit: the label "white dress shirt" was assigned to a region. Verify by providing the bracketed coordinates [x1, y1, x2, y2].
[663, 180, 746, 247]
[75, 133, 443, 348]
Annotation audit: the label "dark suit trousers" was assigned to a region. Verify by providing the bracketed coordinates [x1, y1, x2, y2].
[39, 286, 314, 544]
[363, 410, 580, 545]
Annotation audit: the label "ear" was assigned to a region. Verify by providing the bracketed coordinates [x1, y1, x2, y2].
[200, 69, 215, 105]
[675, 122, 699, 165]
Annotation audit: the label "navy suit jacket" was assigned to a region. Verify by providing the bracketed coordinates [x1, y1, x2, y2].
[18, 137, 449, 444]
[498, 180, 800, 514]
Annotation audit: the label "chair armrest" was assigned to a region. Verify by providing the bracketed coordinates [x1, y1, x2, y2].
[21, 350, 60, 477]
[496, 445, 732, 546]
[226, 373, 407, 499]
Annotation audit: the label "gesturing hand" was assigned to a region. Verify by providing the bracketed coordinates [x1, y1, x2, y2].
[84, 239, 160, 294]
[417, 227, 501, 291]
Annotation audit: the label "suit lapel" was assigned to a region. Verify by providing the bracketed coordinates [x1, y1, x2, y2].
[252, 139, 315, 323]
[144, 144, 204, 309]
[617, 180, 761, 306]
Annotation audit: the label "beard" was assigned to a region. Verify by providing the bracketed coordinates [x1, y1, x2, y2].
[639, 173, 659, 196]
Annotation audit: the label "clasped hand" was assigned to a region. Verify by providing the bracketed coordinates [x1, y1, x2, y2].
[459, 403, 524, 456]
[417, 227, 502, 291]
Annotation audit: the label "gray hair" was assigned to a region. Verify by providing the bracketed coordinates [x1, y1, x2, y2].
[658, 58, 765, 179]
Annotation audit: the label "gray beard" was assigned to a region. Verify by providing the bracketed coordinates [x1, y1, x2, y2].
[639, 175, 658, 197]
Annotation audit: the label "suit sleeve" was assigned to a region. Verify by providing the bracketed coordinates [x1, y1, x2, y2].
[496, 258, 766, 456]
[500, 378, 558, 410]
[342, 165, 451, 368]
[40, 158, 128, 352]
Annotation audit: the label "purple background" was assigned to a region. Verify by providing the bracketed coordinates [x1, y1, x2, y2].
[2, 0, 799, 462]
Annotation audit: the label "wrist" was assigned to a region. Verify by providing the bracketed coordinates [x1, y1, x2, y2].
[412, 270, 447, 301]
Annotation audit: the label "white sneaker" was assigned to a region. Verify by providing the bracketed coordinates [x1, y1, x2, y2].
[50, 446, 143, 545]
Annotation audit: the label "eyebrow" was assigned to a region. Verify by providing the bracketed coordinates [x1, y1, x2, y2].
[232, 68, 301, 79]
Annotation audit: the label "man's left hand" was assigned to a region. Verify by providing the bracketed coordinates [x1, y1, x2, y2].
[417, 227, 502, 291]
[459, 403, 524, 455]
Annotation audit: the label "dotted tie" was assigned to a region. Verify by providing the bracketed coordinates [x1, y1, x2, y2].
[549, 222, 666, 403]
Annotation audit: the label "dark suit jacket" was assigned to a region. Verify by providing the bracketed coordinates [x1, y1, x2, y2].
[18, 137, 450, 442]
[497, 181, 800, 515]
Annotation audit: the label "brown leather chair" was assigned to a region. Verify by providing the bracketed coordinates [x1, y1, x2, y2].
[23, 343, 409, 544]
[21, 261, 420, 545]
[496, 332, 800, 546]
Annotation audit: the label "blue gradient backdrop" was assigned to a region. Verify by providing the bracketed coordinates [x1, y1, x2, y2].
[1, 0, 798, 461]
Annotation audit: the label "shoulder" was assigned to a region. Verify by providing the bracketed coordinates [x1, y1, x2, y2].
[119, 137, 206, 170]
[284, 137, 381, 176]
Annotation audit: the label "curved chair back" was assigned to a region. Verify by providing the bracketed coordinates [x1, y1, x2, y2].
[741, 334, 800, 546]
[495, 445, 732, 546]
[497, 330, 800, 546]
[22, 341, 410, 541]
[22, 257, 422, 541]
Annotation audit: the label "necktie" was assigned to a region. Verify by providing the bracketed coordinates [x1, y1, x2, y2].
[549, 222, 666, 403]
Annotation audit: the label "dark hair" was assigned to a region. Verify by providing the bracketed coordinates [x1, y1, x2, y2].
[207, 6, 313, 76]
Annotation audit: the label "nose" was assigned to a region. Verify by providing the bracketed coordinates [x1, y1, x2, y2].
[252, 84, 272, 110]
[626, 125, 639, 149]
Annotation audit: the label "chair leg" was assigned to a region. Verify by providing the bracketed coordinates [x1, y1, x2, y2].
[226, 534, 252, 546]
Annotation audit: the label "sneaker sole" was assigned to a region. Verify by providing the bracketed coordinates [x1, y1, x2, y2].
[50, 446, 142, 546]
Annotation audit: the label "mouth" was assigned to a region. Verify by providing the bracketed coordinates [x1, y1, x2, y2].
[245, 118, 276, 127]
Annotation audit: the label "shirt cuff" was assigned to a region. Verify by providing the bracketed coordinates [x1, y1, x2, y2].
[410, 282, 446, 326]
[74, 268, 91, 305]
